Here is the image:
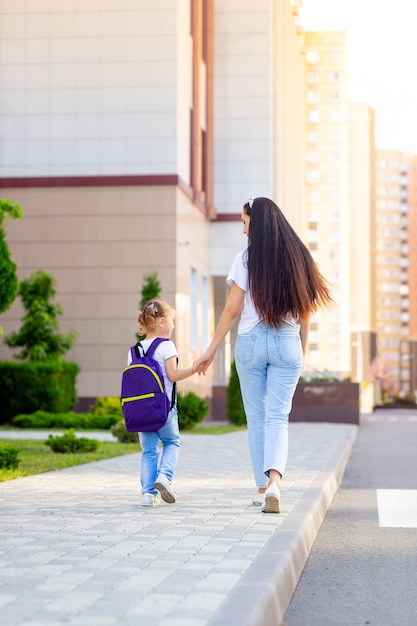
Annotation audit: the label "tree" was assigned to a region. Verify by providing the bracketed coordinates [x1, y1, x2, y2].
[0, 198, 24, 335]
[4, 270, 77, 361]
[139, 271, 161, 308]
[226, 360, 246, 426]
[137, 271, 162, 341]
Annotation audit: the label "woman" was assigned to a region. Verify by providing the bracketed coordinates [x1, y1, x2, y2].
[193, 197, 331, 513]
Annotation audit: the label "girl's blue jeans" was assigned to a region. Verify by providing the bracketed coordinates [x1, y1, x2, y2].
[138, 408, 180, 495]
[235, 321, 303, 487]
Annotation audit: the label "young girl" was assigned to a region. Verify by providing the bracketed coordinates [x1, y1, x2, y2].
[128, 298, 196, 507]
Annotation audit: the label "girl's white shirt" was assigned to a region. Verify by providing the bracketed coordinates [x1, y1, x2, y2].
[227, 249, 300, 334]
[127, 338, 178, 402]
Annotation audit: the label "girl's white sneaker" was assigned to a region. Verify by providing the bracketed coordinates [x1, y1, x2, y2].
[142, 493, 159, 507]
[252, 493, 266, 507]
[154, 473, 176, 503]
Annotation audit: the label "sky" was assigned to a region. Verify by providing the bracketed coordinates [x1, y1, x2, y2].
[300, 0, 417, 154]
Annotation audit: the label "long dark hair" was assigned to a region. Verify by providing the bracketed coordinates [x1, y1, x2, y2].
[244, 197, 331, 326]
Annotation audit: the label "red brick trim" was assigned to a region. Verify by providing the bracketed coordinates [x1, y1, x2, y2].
[0, 174, 182, 189]
[0, 173, 220, 217]
[213, 213, 241, 222]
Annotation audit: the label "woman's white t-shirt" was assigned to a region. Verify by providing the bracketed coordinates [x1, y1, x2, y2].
[227, 249, 300, 334]
[127, 338, 178, 402]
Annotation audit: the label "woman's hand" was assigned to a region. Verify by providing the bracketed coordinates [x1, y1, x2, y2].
[192, 351, 215, 375]
[192, 282, 244, 375]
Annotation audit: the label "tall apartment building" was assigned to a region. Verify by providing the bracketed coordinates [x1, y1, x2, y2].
[408, 155, 417, 395]
[408, 156, 417, 339]
[349, 102, 377, 382]
[375, 150, 417, 396]
[303, 31, 352, 376]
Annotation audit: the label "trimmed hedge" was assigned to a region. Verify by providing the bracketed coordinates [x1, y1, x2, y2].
[45, 430, 99, 453]
[0, 445, 20, 469]
[177, 390, 209, 430]
[226, 360, 246, 426]
[0, 360, 80, 424]
[12, 410, 119, 430]
[110, 420, 139, 443]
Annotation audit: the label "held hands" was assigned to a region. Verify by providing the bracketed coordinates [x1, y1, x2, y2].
[192, 351, 215, 375]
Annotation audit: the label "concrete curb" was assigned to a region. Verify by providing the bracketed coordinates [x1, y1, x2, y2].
[207, 425, 358, 626]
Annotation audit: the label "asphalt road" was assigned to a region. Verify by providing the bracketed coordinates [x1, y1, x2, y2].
[283, 409, 417, 626]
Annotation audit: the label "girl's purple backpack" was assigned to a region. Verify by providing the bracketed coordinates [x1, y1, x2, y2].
[120, 338, 175, 432]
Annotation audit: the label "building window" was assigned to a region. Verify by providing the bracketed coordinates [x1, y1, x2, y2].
[307, 71, 318, 82]
[329, 71, 339, 81]
[329, 50, 341, 62]
[330, 91, 340, 102]
[309, 191, 320, 203]
[190, 267, 198, 350]
[307, 151, 319, 163]
[308, 110, 320, 123]
[306, 50, 319, 63]
[307, 130, 319, 143]
[307, 91, 319, 103]
[202, 275, 209, 351]
[328, 111, 341, 123]
[329, 170, 341, 182]
[309, 350, 320, 363]
[328, 131, 341, 142]
[307, 170, 320, 183]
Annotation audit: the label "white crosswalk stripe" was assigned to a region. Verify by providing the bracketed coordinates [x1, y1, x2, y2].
[377, 489, 417, 528]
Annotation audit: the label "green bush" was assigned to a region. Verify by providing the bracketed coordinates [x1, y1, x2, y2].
[0, 361, 80, 424]
[89, 396, 123, 417]
[135, 271, 162, 341]
[0, 445, 20, 469]
[177, 390, 209, 430]
[4, 270, 77, 362]
[0, 198, 24, 336]
[110, 420, 139, 443]
[45, 430, 99, 453]
[12, 410, 119, 430]
[226, 361, 246, 426]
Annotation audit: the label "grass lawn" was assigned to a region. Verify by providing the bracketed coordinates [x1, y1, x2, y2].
[0, 424, 245, 483]
[0, 438, 140, 483]
[184, 424, 245, 435]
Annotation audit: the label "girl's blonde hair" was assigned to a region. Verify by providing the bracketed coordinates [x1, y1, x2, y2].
[137, 299, 173, 336]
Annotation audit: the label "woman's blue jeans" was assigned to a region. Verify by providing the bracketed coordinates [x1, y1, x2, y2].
[138, 408, 180, 495]
[235, 321, 303, 487]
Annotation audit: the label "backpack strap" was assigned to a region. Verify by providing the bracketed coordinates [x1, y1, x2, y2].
[136, 338, 177, 411]
[144, 337, 169, 358]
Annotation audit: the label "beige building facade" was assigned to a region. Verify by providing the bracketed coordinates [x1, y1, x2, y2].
[0, 1, 214, 405]
[210, 0, 305, 388]
[0, 0, 306, 409]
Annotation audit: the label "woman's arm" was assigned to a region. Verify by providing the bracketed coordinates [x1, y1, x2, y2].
[193, 282, 245, 374]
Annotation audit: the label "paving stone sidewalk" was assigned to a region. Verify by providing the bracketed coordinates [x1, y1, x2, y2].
[0, 423, 357, 626]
